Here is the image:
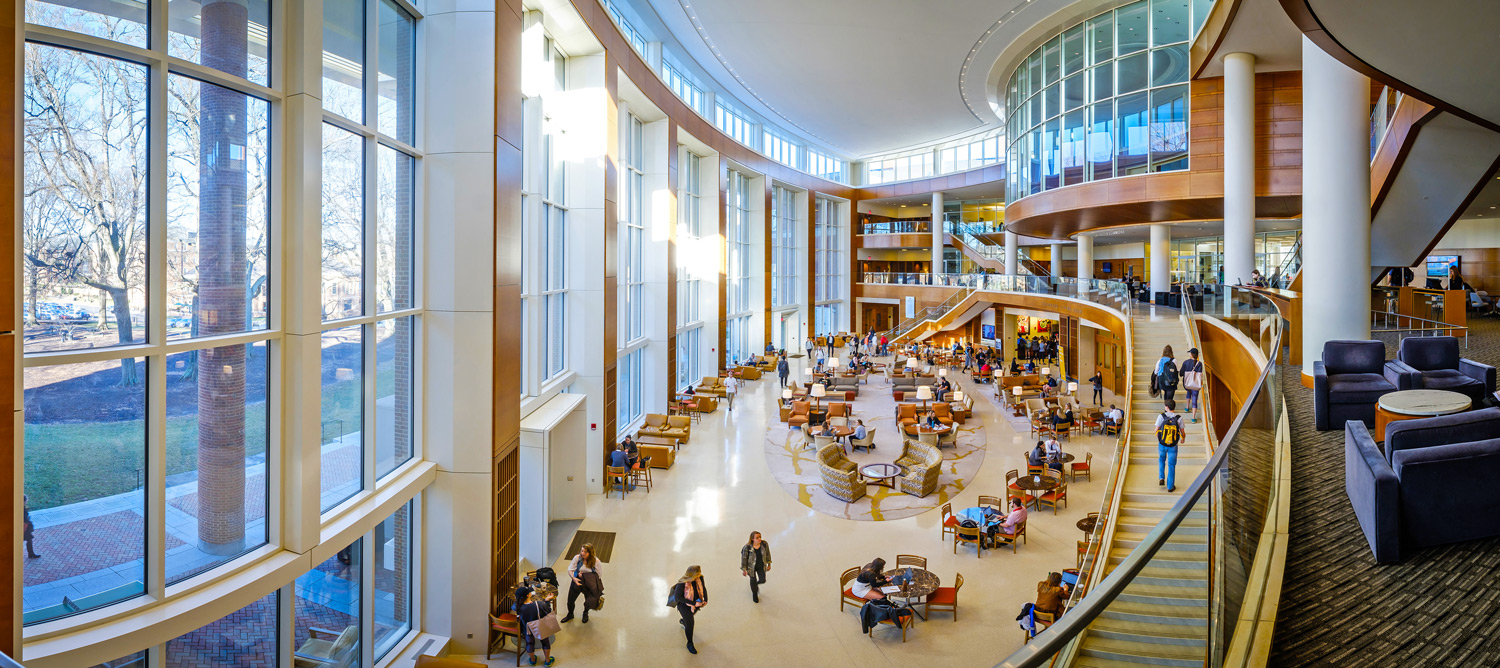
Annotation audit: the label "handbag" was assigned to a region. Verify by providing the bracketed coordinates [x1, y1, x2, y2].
[526, 602, 561, 641]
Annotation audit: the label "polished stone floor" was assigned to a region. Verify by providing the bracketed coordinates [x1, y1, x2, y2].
[464, 353, 1117, 667]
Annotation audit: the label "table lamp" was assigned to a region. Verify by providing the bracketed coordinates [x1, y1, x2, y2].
[809, 383, 827, 409]
[1068, 381, 1078, 395]
[1042, 367, 1051, 376]
[1013, 385, 1023, 397]
[782, 388, 793, 406]
[938, 368, 947, 377]
[916, 385, 933, 410]
[952, 391, 965, 403]
[905, 357, 919, 371]
[830, 357, 840, 370]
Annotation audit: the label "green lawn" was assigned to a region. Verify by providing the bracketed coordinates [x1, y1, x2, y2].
[24, 365, 396, 510]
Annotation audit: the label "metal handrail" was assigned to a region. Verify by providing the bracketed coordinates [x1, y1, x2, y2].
[996, 291, 1284, 668]
[1370, 310, 1469, 347]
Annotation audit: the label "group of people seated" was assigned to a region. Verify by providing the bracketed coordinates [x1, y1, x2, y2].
[1028, 437, 1066, 474]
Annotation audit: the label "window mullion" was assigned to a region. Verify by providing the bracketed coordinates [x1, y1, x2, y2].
[145, 0, 170, 594]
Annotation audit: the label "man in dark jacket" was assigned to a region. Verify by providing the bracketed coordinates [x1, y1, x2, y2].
[777, 356, 790, 388]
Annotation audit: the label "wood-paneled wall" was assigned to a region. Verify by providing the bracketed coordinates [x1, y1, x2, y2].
[1, 0, 17, 652]
[493, 0, 525, 615]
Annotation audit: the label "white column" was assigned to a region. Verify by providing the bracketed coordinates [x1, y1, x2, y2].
[426, 1, 498, 654]
[1223, 52, 1257, 287]
[1077, 233, 1094, 284]
[1050, 242, 1064, 279]
[1004, 230, 1018, 275]
[1150, 223, 1171, 301]
[931, 191, 944, 274]
[1301, 36, 1371, 377]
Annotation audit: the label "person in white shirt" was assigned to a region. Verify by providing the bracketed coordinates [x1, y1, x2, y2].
[561, 543, 603, 624]
[724, 374, 739, 411]
[852, 419, 867, 442]
[1044, 435, 1064, 473]
[1107, 404, 1125, 426]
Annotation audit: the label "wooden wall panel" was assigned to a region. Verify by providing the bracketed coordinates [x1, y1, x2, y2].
[492, 3, 524, 618]
[666, 122, 679, 401]
[1, 1, 16, 651]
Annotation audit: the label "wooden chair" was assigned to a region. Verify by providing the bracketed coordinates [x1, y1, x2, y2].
[870, 609, 914, 642]
[977, 495, 1002, 512]
[940, 503, 958, 542]
[1037, 472, 1068, 514]
[1102, 419, 1121, 437]
[629, 460, 652, 492]
[487, 601, 524, 665]
[1025, 610, 1057, 643]
[1077, 540, 1089, 569]
[1027, 463, 1046, 477]
[1071, 452, 1093, 482]
[1006, 469, 1026, 508]
[606, 466, 630, 499]
[895, 554, 927, 572]
[840, 567, 866, 612]
[994, 519, 1027, 554]
[925, 573, 963, 621]
[953, 525, 984, 558]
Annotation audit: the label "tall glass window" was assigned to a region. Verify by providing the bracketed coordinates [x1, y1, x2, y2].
[621, 115, 646, 345]
[726, 170, 753, 363]
[295, 540, 363, 666]
[771, 186, 799, 308]
[21, 0, 422, 631]
[814, 197, 844, 335]
[1005, 0, 1210, 200]
[677, 150, 702, 328]
[374, 501, 414, 659]
[616, 349, 644, 428]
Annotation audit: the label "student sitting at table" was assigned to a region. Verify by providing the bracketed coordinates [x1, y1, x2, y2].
[1044, 435, 1065, 473]
[851, 558, 891, 601]
[1051, 407, 1074, 433]
[1025, 360, 1037, 374]
[995, 497, 1028, 543]
[817, 422, 836, 438]
[1010, 358, 1022, 374]
[924, 410, 943, 429]
[1035, 572, 1070, 617]
[1028, 441, 1048, 469]
[1106, 404, 1124, 426]
[621, 436, 641, 469]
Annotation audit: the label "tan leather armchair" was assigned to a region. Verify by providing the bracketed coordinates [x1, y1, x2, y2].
[699, 376, 728, 397]
[788, 401, 811, 429]
[691, 394, 719, 413]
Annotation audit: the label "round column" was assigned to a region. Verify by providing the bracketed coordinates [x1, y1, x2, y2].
[1077, 233, 1094, 286]
[931, 192, 944, 274]
[1224, 52, 1257, 287]
[1301, 35, 1371, 379]
[1050, 242, 1064, 280]
[1004, 230, 1018, 275]
[1150, 224, 1171, 302]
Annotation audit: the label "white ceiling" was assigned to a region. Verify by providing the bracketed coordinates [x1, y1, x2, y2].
[641, 0, 1099, 157]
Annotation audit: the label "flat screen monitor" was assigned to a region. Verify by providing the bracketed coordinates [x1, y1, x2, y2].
[1102, 261, 1113, 274]
[1427, 255, 1459, 277]
[981, 325, 996, 341]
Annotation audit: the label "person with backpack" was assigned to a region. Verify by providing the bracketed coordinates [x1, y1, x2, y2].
[1180, 348, 1205, 424]
[560, 543, 602, 624]
[1155, 399, 1184, 493]
[740, 531, 772, 603]
[670, 565, 708, 654]
[516, 586, 558, 666]
[1153, 345, 1179, 403]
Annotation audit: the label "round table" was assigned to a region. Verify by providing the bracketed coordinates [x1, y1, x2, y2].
[1014, 473, 1061, 510]
[832, 426, 855, 447]
[882, 567, 940, 620]
[860, 463, 902, 489]
[1076, 515, 1099, 536]
[1374, 389, 1471, 441]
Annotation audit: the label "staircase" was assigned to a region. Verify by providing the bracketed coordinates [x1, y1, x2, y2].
[1070, 309, 1210, 668]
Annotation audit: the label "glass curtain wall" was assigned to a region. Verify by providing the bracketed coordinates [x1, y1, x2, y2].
[1169, 229, 1300, 284]
[522, 38, 569, 394]
[1006, 0, 1207, 201]
[617, 113, 647, 429]
[20, 0, 420, 650]
[814, 197, 844, 335]
[771, 186, 798, 308]
[726, 171, 753, 362]
[676, 150, 703, 388]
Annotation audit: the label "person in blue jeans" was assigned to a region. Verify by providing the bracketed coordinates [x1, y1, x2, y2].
[1154, 399, 1183, 493]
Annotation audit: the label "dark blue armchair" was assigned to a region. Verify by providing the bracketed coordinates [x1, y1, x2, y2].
[1345, 409, 1500, 563]
[1387, 336, 1495, 405]
[1313, 340, 1400, 431]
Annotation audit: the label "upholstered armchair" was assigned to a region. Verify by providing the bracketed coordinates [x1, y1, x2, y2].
[738, 366, 762, 380]
[933, 403, 955, 426]
[827, 402, 850, 419]
[699, 376, 728, 397]
[690, 394, 719, 413]
[817, 443, 866, 503]
[897, 441, 942, 498]
[788, 401, 811, 430]
[1387, 336, 1495, 404]
[896, 404, 918, 427]
[638, 414, 672, 439]
[850, 427, 876, 453]
[1313, 340, 1400, 431]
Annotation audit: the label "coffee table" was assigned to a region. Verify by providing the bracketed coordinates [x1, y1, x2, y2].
[635, 435, 678, 450]
[860, 463, 902, 489]
[1374, 389, 1471, 441]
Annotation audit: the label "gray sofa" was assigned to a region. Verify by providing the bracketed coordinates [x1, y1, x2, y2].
[1313, 340, 1401, 431]
[1345, 408, 1500, 563]
[1387, 336, 1495, 405]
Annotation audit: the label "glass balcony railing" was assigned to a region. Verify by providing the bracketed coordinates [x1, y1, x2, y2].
[862, 272, 1135, 315]
[999, 285, 1287, 668]
[859, 220, 931, 235]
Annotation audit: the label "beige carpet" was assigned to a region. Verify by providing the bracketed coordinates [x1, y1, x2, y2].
[763, 386, 987, 521]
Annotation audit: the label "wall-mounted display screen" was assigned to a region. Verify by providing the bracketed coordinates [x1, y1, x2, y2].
[1426, 255, 1459, 277]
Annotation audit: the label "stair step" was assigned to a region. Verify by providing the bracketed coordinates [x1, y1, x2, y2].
[1090, 618, 1209, 646]
[1098, 602, 1210, 626]
[1079, 637, 1206, 667]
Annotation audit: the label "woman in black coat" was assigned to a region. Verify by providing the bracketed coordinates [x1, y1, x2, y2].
[672, 565, 709, 654]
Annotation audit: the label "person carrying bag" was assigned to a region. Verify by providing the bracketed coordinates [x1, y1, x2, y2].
[1155, 399, 1183, 493]
[517, 588, 560, 666]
